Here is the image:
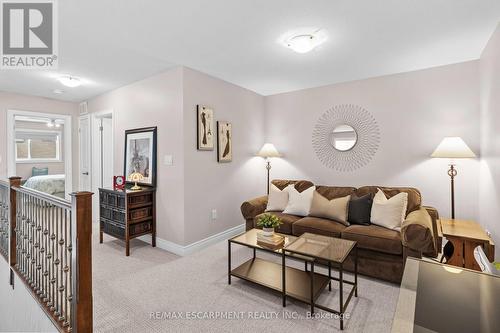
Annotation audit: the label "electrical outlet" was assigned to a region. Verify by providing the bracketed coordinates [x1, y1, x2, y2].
[211, 209, 217, 220]
[164, 155, 173, 166]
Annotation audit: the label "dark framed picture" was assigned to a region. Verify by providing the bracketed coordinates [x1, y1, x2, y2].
[197, 105, 214, 150]
[124, 127, 157, 187]
[217, 121, 232, 163]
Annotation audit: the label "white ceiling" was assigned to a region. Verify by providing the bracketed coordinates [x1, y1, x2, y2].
[0, 0, 499, 102]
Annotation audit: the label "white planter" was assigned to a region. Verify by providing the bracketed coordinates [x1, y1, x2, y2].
[262, 227, 275, 237]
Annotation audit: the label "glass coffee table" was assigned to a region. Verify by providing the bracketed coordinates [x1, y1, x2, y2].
[284, 232, 358, 330]
[228, 229, 358, 330]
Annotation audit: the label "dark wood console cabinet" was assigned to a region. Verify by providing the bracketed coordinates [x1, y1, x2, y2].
[99, 187, 156, 256]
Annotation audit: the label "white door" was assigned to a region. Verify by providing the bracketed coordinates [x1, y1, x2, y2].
[78, 115, 91, 191]
[101, 117, 114, 189]
[91, 112, 114, 222]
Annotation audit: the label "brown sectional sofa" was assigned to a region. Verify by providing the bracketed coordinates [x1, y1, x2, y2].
[241, 180, 440, 283]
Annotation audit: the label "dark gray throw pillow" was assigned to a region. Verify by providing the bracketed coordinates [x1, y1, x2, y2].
[348, 194, 373, 225]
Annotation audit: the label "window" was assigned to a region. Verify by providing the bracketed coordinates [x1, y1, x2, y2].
[15, 130, 62, 162]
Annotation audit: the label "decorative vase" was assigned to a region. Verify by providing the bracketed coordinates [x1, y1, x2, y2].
[262, 227, 274, 237]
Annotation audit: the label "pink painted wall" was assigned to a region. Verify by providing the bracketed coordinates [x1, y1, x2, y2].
[0, 91, 79, 188]
[479, 23, 500, 259]
[182, 67, 265, 245]
[265, 61, 481, 221]
[87, 67, 186, 244]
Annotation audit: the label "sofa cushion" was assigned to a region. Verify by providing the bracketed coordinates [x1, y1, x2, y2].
[342, 224, 402, 255]
[283, 185, 316, 216]
[348, 194, 373, 225]
[371, 189, 408, 230]
[271, 179, 314, 192]
[355, 186, 421, 215]
[254, 212, 301, 234]
[309, 191, 350, 225]
[292, 217, 347, 238]
[315, 185, 356, 200]
[266, 184, 291, 212]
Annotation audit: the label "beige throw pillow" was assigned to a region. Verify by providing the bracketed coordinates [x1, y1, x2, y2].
[266, 184, 291, 212]
[370, 188, 408, 231]
[309, 191, 351, 225]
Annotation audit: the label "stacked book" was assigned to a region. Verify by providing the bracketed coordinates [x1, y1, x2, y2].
[257, 232, 285, 249]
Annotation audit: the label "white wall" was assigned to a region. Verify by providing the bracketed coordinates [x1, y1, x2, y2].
[265, 61, 481, 220]
[479, 23, 500, 259]
[87, 67, 266, 246]
[0, 259, 57, 332]
[182, 67, 265, 245]
[87, 67, 186, 244]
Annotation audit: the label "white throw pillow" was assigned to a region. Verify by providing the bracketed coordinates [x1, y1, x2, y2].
[371, 189, 408, 231]
[283, 185, 316, 216]
[266, 184, 291, 212]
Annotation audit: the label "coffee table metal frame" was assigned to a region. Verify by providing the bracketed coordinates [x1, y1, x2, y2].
[284, 236, 358, 331]
[227, 229, 358, 330]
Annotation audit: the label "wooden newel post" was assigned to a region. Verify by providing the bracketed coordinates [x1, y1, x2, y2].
[8, 177, 21, 266]
[70, 191, 93, 333]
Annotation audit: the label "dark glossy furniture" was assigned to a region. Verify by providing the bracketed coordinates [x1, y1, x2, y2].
[99, 187, 156, 256]
[393, 258, 500, 333]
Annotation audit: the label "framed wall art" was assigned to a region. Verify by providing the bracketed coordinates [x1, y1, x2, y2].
[217, 121, 232, 163]
[124, 126, 157, 187]
[197, 105, 214, 150]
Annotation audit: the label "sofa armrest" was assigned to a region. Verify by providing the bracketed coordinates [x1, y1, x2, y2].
[241, 196, 268, 221]
[423, 205, 440, 256]
[401, 207, 436, 257]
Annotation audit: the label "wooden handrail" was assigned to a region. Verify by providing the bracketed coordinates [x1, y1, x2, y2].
[0, 179, 11, 261]
[9, 177, 21, 266]
[71, 192, 93, 333]
[0, 176, 93, 333]
[13, 185, 71, 210]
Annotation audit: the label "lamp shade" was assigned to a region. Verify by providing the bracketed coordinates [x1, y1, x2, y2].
[129, 172, 144, 182]
[257, 143, 281, 158]
[431, 137, 476, 158]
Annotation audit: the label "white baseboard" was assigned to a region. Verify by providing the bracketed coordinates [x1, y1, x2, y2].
[137, 223, 245, 256]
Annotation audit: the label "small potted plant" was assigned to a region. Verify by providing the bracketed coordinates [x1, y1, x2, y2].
[256, 213, 282, 236]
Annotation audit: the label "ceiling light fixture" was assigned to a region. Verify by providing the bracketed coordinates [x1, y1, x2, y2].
[58, 75, 81, 88]
[282, 29, 327, 54]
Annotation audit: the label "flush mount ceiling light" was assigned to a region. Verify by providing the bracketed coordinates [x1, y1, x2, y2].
[281, 29, 327, 54]
[58, 75, 81, 88]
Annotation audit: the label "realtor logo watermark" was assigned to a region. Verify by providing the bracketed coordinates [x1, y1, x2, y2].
[1, 0, 58, 69]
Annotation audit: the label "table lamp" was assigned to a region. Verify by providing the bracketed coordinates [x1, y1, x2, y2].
[129, 172, 144, 191]
[256, 143, 282, 194]
[431, 137, 476, 219]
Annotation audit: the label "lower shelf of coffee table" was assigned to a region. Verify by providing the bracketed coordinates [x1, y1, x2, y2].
[231, 257, 330, 303]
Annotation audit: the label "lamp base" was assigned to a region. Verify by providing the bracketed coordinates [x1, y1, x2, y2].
[448, 164, 456, 219]
[131, 182, 141, 191]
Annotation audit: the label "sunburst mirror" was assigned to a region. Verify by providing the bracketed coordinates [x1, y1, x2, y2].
[312, 104, 380, 172]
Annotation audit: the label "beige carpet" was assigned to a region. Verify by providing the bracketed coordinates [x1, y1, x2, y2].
[93, 225, 400, 332]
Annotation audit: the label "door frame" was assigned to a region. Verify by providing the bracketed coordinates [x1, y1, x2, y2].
[7, 109, 73, 197]
[78, 114, 91, 191]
